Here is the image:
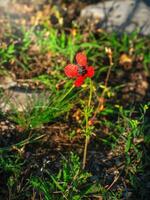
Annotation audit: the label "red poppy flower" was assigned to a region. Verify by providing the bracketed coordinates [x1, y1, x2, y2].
[64, 52, 94, 87]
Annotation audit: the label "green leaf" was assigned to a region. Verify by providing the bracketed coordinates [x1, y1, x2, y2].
[51, 175, 65, 192]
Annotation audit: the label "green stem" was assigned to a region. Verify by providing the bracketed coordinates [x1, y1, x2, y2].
[82, 79, 93, 169]
[88, 79, 93, 107]
[82, 136, 89, 169]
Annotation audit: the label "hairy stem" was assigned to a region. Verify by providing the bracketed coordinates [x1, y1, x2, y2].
[82, 136, 89, 169]
[82, 79, 93, 169]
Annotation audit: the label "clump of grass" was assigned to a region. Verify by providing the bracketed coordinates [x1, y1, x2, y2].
[35, 27, 82, 62]
[8, 83, 76, 129]
[30, 152, 101, 200]
[0, 27, 33, 71]
[0, 154, 23, 199]
[35, 26, 101, 62]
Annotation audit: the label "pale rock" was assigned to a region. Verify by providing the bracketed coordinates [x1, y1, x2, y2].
[80, 0, 150, 35]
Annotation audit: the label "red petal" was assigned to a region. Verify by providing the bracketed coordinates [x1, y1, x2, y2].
[87, 66, 94, 77]
[74, 76, 85, 87]
[64, 64, 78, 78]
[76, 52, 87, 66]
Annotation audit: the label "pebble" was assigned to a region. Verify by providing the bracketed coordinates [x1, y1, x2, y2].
[80, 0, 150, 35]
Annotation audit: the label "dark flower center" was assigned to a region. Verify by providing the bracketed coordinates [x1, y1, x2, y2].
[78, 66, 87, 76]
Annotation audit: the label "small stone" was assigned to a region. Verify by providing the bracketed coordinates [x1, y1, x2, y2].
[1, 125, 8, 131]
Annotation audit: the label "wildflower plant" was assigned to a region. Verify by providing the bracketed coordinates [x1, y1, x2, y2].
[64, 52, 95, 169]
[64, 50, 113, 169]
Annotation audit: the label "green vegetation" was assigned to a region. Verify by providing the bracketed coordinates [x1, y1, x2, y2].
[0, 4, 150, 199]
